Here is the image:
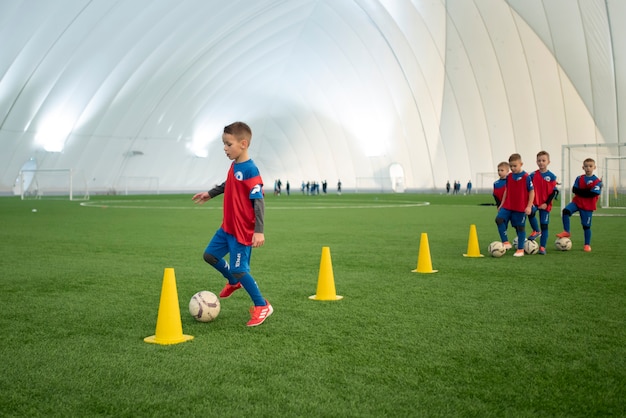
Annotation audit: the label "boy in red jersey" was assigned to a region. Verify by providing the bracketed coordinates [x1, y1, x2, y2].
[493, 161, 512, 249]
[192, 122, 272, 327]
[495, 153, 535, 257]
[527, 151, 559, 254]
[556, 158, 603, 252]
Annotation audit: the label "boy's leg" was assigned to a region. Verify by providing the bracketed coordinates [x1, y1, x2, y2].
[539, 209, 550, 249]
[557, 203, 577, 238]
[204, 228, 237, 285]
[528, 206, 541, 240]
[580, 210, 593, 247]
[230, 242, 266, 306]
[511, 212, 526, 256]
[495, 208, 510, 244]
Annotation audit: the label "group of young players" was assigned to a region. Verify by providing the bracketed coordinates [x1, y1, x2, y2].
[493, 151, 603, 256]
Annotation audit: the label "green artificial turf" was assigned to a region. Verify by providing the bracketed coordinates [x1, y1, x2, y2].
[0, 193, 624, 417]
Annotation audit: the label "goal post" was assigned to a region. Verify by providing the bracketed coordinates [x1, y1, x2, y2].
[603, 156, 626, 208]
[18, 169, 89, 201]
[561, 143, 626, 210]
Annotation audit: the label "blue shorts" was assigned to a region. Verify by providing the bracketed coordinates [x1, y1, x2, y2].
[496, 208, 526, 227]
[204, 227, 251, 274]
[564, 202, 594, 227]
[531, 206, 551, 225]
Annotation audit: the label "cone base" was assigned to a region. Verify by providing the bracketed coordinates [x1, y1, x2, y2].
[463, 254, 484, 257]
[144, 334, 194, 345]
[309, 294, 343, 301]
[411, 269, 438, 273]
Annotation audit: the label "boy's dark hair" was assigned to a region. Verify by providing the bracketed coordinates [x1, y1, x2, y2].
[224, 122, 252, 142]
[583, 157, 595, 164]
[537, 150, 550, 158]
[509, 153, 522, 163]
[497, 161, 510, 169]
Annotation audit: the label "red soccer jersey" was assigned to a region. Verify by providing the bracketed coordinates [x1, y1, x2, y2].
[531, 169, 557, 211]
[503, 171, 533, 212]
[222, 160, 264, 246]
[572, 175, 601, 211]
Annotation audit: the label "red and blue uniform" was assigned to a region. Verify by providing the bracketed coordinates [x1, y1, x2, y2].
[561, 174, 602, 245]
[495, 171, 533, 247]
[528, 170, 558, 248]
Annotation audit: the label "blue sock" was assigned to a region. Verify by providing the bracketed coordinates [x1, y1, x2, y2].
[498, 223, 508, 242]
[517, 231, 526, 249]
[540, 225, 548, 248]
[238, 273, 266, 306]
[562, 214, 570, 232]
[212, 259, 237, 285]
[584, 228, 591, 245]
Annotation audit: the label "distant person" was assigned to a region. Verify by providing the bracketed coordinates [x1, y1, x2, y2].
[556, 158, 603, 252]
[192, 121, 272, 326]
[286, 180, 290, 196]
[446, 181, 451, 194]
[322, 180, 327, 194]
[527, 151, 559, 254]
[495, 153, 535, 256]
[337, 179, 342, 195]
[466, 180, 472, 195]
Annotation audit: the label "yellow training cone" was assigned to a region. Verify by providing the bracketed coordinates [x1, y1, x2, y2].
[463, 224, 484, 258]
[412, 233, 438, 273]
[309, 246, 343, 300]
[144, 268, 194, 345]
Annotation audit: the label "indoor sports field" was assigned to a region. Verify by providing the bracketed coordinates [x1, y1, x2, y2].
[1, 192, 624, 417]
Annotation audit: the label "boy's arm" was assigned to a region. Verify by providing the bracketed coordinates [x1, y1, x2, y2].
[526, 189, 535, 215]
[252, 198, 265, 248]
[192, 182, 225, 204]
[572, 186, 598, 198]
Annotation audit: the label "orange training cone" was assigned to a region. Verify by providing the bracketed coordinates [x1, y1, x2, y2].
[144, 268, 194, 345]
[412, 233, 438, 273]
[463, 224, 484, 257]
[309, 246, 343, 300]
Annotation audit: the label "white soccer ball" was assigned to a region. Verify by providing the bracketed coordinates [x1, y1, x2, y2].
[488, 241, 506, 258]
[524, 239, 539, 255]
[189, 291, 221, 322]
[555, 237, 572, 251]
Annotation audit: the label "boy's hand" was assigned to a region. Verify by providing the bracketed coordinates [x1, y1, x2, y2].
[252, 232, 265, 248]
[192, 192, 210, 204]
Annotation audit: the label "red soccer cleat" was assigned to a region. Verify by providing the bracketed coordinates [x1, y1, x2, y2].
[219, 282, 242, 298]
[583, 245, 592, 252]
[502, 241, 512, 250]
[555, 231, 571, 238]
[247, 300, 273, 327]
[528, 231, 541, 241]
[513, 249, 524, 257]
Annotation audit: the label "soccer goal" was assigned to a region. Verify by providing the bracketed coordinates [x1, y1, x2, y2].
[561, 143, 626, 209]
[476, 172, 500, 194]
[18, 169, 89, 200]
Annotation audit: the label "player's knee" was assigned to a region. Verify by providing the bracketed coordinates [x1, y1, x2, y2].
[232, 272, 246, 279]
[583, 225, 591, 230]
[515, 226, 525, 233]
[495, 217, 505, 226]
[203, 252, 218, 265]
[562, 208, 572, 217]
[540, 223, 548, 230]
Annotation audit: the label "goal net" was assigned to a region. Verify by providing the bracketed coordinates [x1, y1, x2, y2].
[561, 143, 626, 209]
[476, 172, 500, 194]
[18, 169, 89, 200]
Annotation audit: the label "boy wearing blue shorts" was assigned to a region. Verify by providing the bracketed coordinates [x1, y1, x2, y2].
[527, 151, 559, 254]
[495, 153, 535, 257]
[192, 122, 272, 326]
